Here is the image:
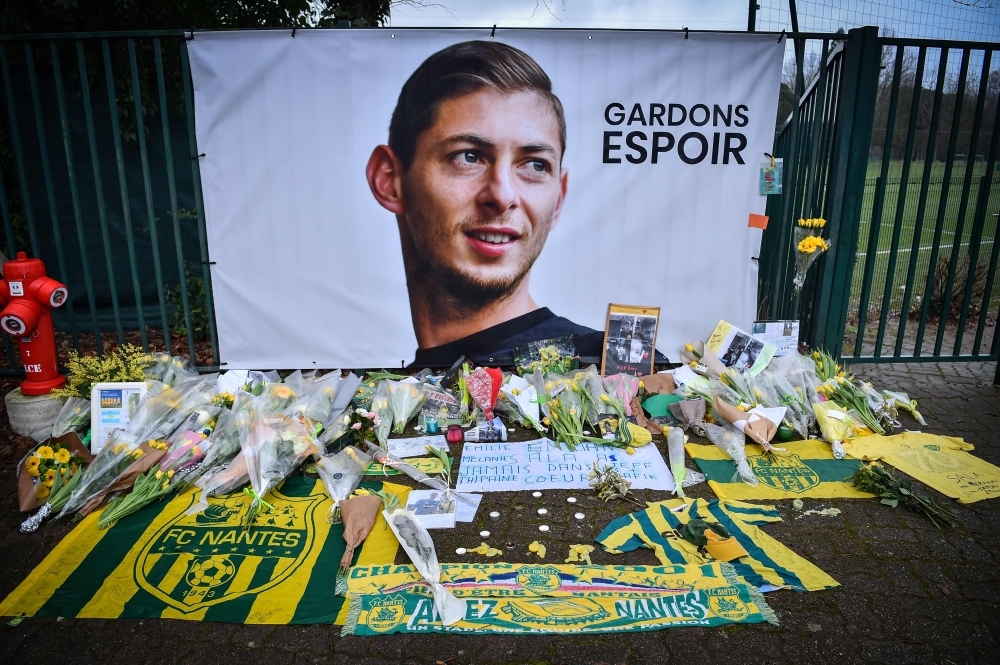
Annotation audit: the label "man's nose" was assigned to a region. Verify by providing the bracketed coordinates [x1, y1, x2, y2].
[477, 163, 518, 215]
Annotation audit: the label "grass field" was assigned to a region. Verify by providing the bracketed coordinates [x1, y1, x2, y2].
[843, 159, 1000, 357]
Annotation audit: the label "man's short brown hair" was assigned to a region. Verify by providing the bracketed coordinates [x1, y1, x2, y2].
[388, 40, 566, 171]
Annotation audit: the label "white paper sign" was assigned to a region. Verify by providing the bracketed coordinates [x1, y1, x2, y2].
[387, 435, 448, 459]
[456, 439, 673, 493]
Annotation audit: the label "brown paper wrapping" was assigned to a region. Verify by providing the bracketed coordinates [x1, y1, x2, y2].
[76, 442, 167, 517]
[339, 495, 383, 568]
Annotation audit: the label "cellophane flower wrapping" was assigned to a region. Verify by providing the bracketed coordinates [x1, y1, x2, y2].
[465, 368, 497, 421]
[316, 446, 371, 523]
[179, 392, 251, 492]
[239, 400, 319, 529]
[369, 381, 392, 447]
[571, 365, 606, 425]
[304, 375, 342, 427]
[365, 441, 450, 494]
[52, 397, 92, 438]
[812, 401, 853, 459]
[792, 226, 828, 294]
[705, 423, 758, 486]
[142, 352, 199, 387]
[126, 375, 218, 444]
[760, 370, 815, 437]
[881, 390, 927, 426]
[498, 374, 542, 432]
[603, 374, 639, 417]
[754, 371, 809, 439]
[770, 353, 822, 407]
[58, 430, 145, 518]
[384, 508, 466, 626]
[387, 380, 427, 434]
[666, 426, 687, 497]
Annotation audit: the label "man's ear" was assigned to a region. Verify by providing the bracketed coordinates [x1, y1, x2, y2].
[549, 167, 569, 232]
[366, 145, 405, 215]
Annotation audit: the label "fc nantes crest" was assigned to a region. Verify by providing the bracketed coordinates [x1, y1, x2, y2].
[135, 488, 323, 613]
[748, 454, 820, 494]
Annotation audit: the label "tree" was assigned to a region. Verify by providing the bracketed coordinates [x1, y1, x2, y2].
[0, 0, 393, 34]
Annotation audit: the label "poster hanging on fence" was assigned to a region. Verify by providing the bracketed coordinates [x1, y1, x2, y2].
[187, 30, 782, 368]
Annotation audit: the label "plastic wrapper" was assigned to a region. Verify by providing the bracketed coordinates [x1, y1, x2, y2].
[142, 352, 199, 387]
[770, 353, 822, 407]
[667, 426, 687, 497]
[881, 390, 927, 426]
[385, 508, 466, 626]
[364, 442, 475, 506]
[513, 335, 577, 375]
[176, 392, 252, 491]
[51, 397, 92, 439]
[238, 404, 319, 528]
[603, 374, 639, 417]
[387, 380, 427, 433]
[260, 381, 299, 415]
[570, 365, 606, 425]
[761, 370, 815, 437]
[369, 381, 393, 447]
[316, 446, 371, 523]
[57, 430, 146, 518]
[465, 367, 500, 421]
[813, 401, 852, 459]
[304, 375, 342, 426]
[498, 374, 541, 431]
[792, 226, 828, 294]
[705, 423, 758, 486]
[857, 382, 897, 432]
[127, 375, 218, 443]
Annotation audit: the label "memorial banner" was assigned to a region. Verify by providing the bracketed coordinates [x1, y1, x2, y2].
[187, 30, 783, 368]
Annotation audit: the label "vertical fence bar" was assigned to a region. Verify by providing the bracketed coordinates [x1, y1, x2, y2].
[127, 38, 171, 352]
[915, 48, 970, 357]
[804, 40, 830, 218]
[154, 39, 197, 361]
[0, 169, 19, 369]
[873, 46, 926, 357]
[51, 41, 103, 348]
[103, 38, 148, 349]
[854, 45, 904, 358]
[954, 64, 1000, 355]
[935, 49, 992, 356]
[180, 40, 220, 366]
[895, 48, 948, 356]
[25, 42, 80, 351]
[973, 204, 1000, 355]
[77, 40, 124, 347]
[0, 44, 41, 257]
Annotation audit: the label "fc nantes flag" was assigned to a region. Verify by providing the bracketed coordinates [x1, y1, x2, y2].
[686, 440, 873, 500]
[0, 478, 409, 624]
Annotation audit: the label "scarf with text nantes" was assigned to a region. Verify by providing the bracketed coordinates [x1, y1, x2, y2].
[0, 479, 408, 624]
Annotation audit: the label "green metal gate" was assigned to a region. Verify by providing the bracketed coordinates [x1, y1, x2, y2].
[0, 31, 219, 373]
[758, 27, 1000, 380]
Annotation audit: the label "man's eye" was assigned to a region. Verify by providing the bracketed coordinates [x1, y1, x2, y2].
[529, 160, 547, 172]
[461, 151, 479, 164]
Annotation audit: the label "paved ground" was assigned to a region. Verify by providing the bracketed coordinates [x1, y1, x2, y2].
[1, 361, 998, 664]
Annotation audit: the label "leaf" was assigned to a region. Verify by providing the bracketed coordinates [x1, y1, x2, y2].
[880, 498, 899, 508]
[898, 487, 911, 496]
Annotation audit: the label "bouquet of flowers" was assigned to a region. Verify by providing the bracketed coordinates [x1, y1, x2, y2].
[498, 374, 542, 432]
[792, 217, 829, 295]
[176, 392, 250, 493]
[369, 382, 392, 447]
[705, 423, 758, 486]
[316, 446, 371, 523]
[602, 374, 640, 417]
[542, 386, 586, 450]
[363, 442, 475, 507]
[239, 407, 319, 530]
[882, 390, 927, 426]
[51, 343, 152, 400]
[851, 462, 957, 529]
[816, 377, 886, 435]
[142, 352, 199, 387]
[386, 380, 426, 433]
[57, 430, 147, 518]
[385, 508, 466, 626]
[757, 370, 815, 438]
[51, 397, 92, 439]
[812, 401, 853, 459]
[19, 440, 87, 506]
[570, 365, 606, 426]
[126, 375, 218, 444]
[465, 367, 502, 422]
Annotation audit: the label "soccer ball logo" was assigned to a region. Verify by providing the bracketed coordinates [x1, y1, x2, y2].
[186, 556, 236, 588]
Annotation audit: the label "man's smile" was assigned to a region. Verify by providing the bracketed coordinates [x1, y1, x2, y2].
[463, 226, 522, 258]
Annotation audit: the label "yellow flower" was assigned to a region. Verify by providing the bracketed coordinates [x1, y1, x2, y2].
[45, 469, 56, 483]
[131, 449, 146, 460]
[36, 445, 54, 460]
[112, 443, 127, 455]
[44, 478, 55, 488]
[167, 469, 175, 479]
[272, 385, 294, 400]
[685, 343, 695, 353]
[148, 439, 169, 451]
[625, 446, 636, 454]
[55, 448, 71, 464]
[155, 470, 164, 480]
[35, 484, 50, 500]
[600, 394, 613, 404]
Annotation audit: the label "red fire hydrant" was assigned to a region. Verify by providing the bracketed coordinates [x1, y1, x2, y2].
[0, 253, 68, 395]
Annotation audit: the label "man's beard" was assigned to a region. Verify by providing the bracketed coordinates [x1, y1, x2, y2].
[403, 205, 544, 315]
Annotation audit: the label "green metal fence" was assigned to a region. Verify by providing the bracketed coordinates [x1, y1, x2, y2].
[759, 27, 1000, 377]
[0, 31, 219, 373]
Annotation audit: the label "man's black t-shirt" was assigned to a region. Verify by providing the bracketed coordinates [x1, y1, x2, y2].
[410, 308, 604, 368]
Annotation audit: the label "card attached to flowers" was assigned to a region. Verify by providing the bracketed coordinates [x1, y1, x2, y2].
[601, 304, 660, 377]
[760, 156, 782, 195]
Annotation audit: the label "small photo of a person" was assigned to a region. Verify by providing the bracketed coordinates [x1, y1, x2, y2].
[366, 41, 603, 367]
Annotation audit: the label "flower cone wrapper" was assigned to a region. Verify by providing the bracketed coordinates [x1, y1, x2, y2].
[641, 374, 676, 395]
[812, 401, 851, 459]
[77, 442, 167, 517]
[668, 398, 709, 437]
[666, 427, 687, 497]
[630, 396, 663, 435]
[334, 494, 383, 595]
[467, 367, 499, 421]
[385, 508, 467, 626]
[18, 433, 95, 513]
[713, 396, 781, 449]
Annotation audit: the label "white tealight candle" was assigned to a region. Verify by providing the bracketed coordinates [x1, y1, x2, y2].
[489, 511, 500, 521]
[566, 497, 577, 504]
[537, 508, 548, 516]
[455, 547, 467, 556]
[538, 525, 550, 532]
[532, 491, 542, 498]
[575, 512, 585, 521]
[479, 530, 491, 538]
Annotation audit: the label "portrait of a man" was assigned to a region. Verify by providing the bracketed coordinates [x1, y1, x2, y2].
[366, 40, 603, 367]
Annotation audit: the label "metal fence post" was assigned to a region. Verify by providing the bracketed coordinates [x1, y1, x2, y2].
[808, 26, 880, 355]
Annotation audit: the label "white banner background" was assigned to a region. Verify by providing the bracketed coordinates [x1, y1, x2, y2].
[188, 29, 782, 368]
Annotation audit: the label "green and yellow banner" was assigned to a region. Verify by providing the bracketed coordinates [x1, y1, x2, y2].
[686, 439, 872, 500]
[0, 478, 408, 624]
[343, 561, 776, 635]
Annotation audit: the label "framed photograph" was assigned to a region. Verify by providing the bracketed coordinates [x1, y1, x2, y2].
[601, 304, 660, 377]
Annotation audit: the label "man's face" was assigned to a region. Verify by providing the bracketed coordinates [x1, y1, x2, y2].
[398, 89, 567, 306]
